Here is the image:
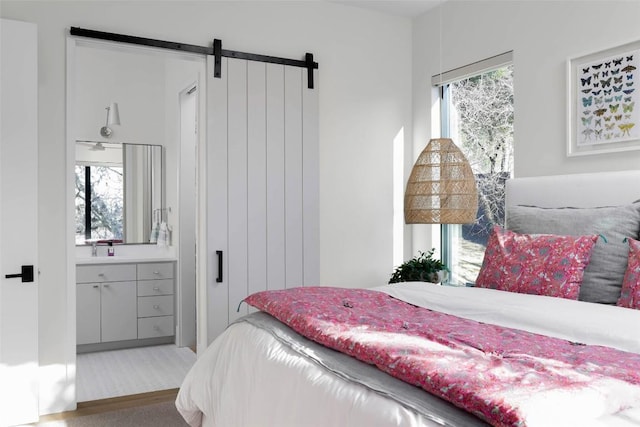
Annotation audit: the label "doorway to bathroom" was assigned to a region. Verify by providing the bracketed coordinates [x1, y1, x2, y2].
[68, 37, 205, 402]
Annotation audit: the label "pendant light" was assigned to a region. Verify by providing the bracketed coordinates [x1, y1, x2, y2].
[404, 4, 477, 225]
[404, 138, 477, 224]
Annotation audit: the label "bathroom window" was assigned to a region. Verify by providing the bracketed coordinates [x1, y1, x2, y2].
[75, 165, 124, 244]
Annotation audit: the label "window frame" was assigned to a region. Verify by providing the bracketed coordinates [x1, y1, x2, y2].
[435, 52, 514, 286]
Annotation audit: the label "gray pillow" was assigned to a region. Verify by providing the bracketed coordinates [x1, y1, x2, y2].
[506, 203, 640, 304]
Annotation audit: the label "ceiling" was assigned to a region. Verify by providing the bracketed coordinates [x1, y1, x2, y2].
[330, 0, 444, 18]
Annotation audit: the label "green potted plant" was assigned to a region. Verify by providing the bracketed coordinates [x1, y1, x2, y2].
[389, 249, 447, 284]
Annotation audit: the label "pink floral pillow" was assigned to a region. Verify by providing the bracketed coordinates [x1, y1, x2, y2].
[475, 226, 598, 299]
[617, 238, 640, 309]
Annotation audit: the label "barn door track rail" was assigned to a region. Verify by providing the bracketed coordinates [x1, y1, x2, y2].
[69, 27, 319, 89]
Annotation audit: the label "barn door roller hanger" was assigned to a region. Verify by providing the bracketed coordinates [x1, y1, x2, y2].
[69, 27, 319, 89]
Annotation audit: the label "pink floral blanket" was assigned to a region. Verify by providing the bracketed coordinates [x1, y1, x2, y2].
[244, 287, 640, 427]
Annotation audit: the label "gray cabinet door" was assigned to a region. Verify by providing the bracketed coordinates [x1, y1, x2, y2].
[76, 283, 101, 345]
[101, 281, 137, 342]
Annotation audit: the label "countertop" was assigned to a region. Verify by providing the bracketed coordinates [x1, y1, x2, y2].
[76, 256, 177, 265]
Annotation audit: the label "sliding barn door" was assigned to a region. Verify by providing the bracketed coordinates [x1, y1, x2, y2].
[206, 57, 319, 343]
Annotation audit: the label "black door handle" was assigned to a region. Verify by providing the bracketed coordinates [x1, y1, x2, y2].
[5, 265, 34, 283]
[216, 251, 223, 283]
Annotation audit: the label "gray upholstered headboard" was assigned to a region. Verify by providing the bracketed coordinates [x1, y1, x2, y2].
[506, 170, 640, 209]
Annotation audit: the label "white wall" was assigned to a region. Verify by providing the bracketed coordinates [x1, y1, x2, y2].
[412, 0, 640, 253]
[74, 44, 166, 144]
[0, 1, 412, 414]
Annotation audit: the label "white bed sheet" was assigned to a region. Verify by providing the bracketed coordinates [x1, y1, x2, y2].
[177, 284, 640, 427]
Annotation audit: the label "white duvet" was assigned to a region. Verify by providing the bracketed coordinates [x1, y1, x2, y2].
[176, 284, 640, 427]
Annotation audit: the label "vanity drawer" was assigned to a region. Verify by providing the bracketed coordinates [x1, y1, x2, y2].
[76, 264, 136, 283]
[138, 316, 174, 339]
[137, 295, 174, 318]
[137, 279, 174, 297]
[137, 262, 174, 281]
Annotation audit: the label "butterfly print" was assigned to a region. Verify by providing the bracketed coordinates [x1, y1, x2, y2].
[627, 75, 633, 80]
[614, 76, 623, 84]
[624, 114, 632, 120]
[592, 64, 603, 70]
[582, 96, 593, 107]
[615, 114, 622, 121]
[619, 123, 635, 136]
[582, 67, 590, 73]
[609, 104, 620, 113]
[611, 68, 620, 75]
[626, 82, 634, 87]
[583, 109, 592, 115]
[614, 58, 623, 66]
[582, 128, 594, 140]
[605, 97, 614, 103]
[605, 122, 615, 130]
[614, 95, 622, 102]
[622, 65, 637, 73]
[623, 88, 635, 94]
[581, 76, 592, 86]
[603, 115, 612, 122]
[595, 96, 604, 105]
[594, 83, 600, 88]
[595, 118, 602, 127]
[601, 78, 612, 87]
[593, 72, 600, 79]
[582, 116, 593, 125]
[605, 61, 611, 68]
[591, 90, 602, 95]
[622, 102, 635, 113]
[613, 84, 623, 92]
[594, 108, 607, 116]
[604, 89, 612, 95]
[627, 55, 634, 62]
[625, 96, 632, 102]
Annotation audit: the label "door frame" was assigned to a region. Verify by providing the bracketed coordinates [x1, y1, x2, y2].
[65, 36, 209, 409]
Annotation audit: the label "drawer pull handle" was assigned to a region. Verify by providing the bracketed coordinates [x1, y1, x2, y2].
[153, 305, 160, 309]
[93, 285, 99, 288]
[153, 271, 160, 275]
[103, 284, 110, 288]
[98, 273, 105, 277]
[153, 286, 160, 291]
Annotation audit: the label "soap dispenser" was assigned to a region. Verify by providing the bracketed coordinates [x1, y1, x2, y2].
[107, 241, 115, 257]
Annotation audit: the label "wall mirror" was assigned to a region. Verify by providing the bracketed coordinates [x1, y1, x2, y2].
[75, 141, 163, 245]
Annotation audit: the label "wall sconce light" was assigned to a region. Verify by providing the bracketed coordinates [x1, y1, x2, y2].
[100, 102, 120, 138]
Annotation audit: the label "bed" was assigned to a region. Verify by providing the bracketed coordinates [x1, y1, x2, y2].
[177, 170, 640, 427]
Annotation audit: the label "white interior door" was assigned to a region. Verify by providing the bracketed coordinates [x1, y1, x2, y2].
[206, 57, 319, 343]
[0, 18, 39, 426]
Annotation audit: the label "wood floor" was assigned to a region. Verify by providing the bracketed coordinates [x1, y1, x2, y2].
[34, 388, 179, 423]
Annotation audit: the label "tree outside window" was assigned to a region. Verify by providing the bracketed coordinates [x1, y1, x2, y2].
[443, 65, 514, 285]
[75, 165, 124, 244]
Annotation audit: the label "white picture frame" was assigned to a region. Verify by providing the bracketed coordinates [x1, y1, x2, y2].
[567, 40, 640, 157]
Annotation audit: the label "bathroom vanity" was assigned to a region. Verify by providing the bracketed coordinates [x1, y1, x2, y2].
[76, 258, 176, 353]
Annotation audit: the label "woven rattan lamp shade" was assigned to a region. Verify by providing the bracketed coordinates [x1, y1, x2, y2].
[404, 138, 478, 224]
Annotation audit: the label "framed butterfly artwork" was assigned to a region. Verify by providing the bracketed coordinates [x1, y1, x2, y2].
[567, 39, 640, 156]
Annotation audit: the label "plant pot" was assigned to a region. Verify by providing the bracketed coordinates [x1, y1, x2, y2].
[429, 270, 448, 284]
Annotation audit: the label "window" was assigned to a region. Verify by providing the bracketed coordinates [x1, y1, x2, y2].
[437, 54, 514, 285]
[75, 164, 124, 244]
